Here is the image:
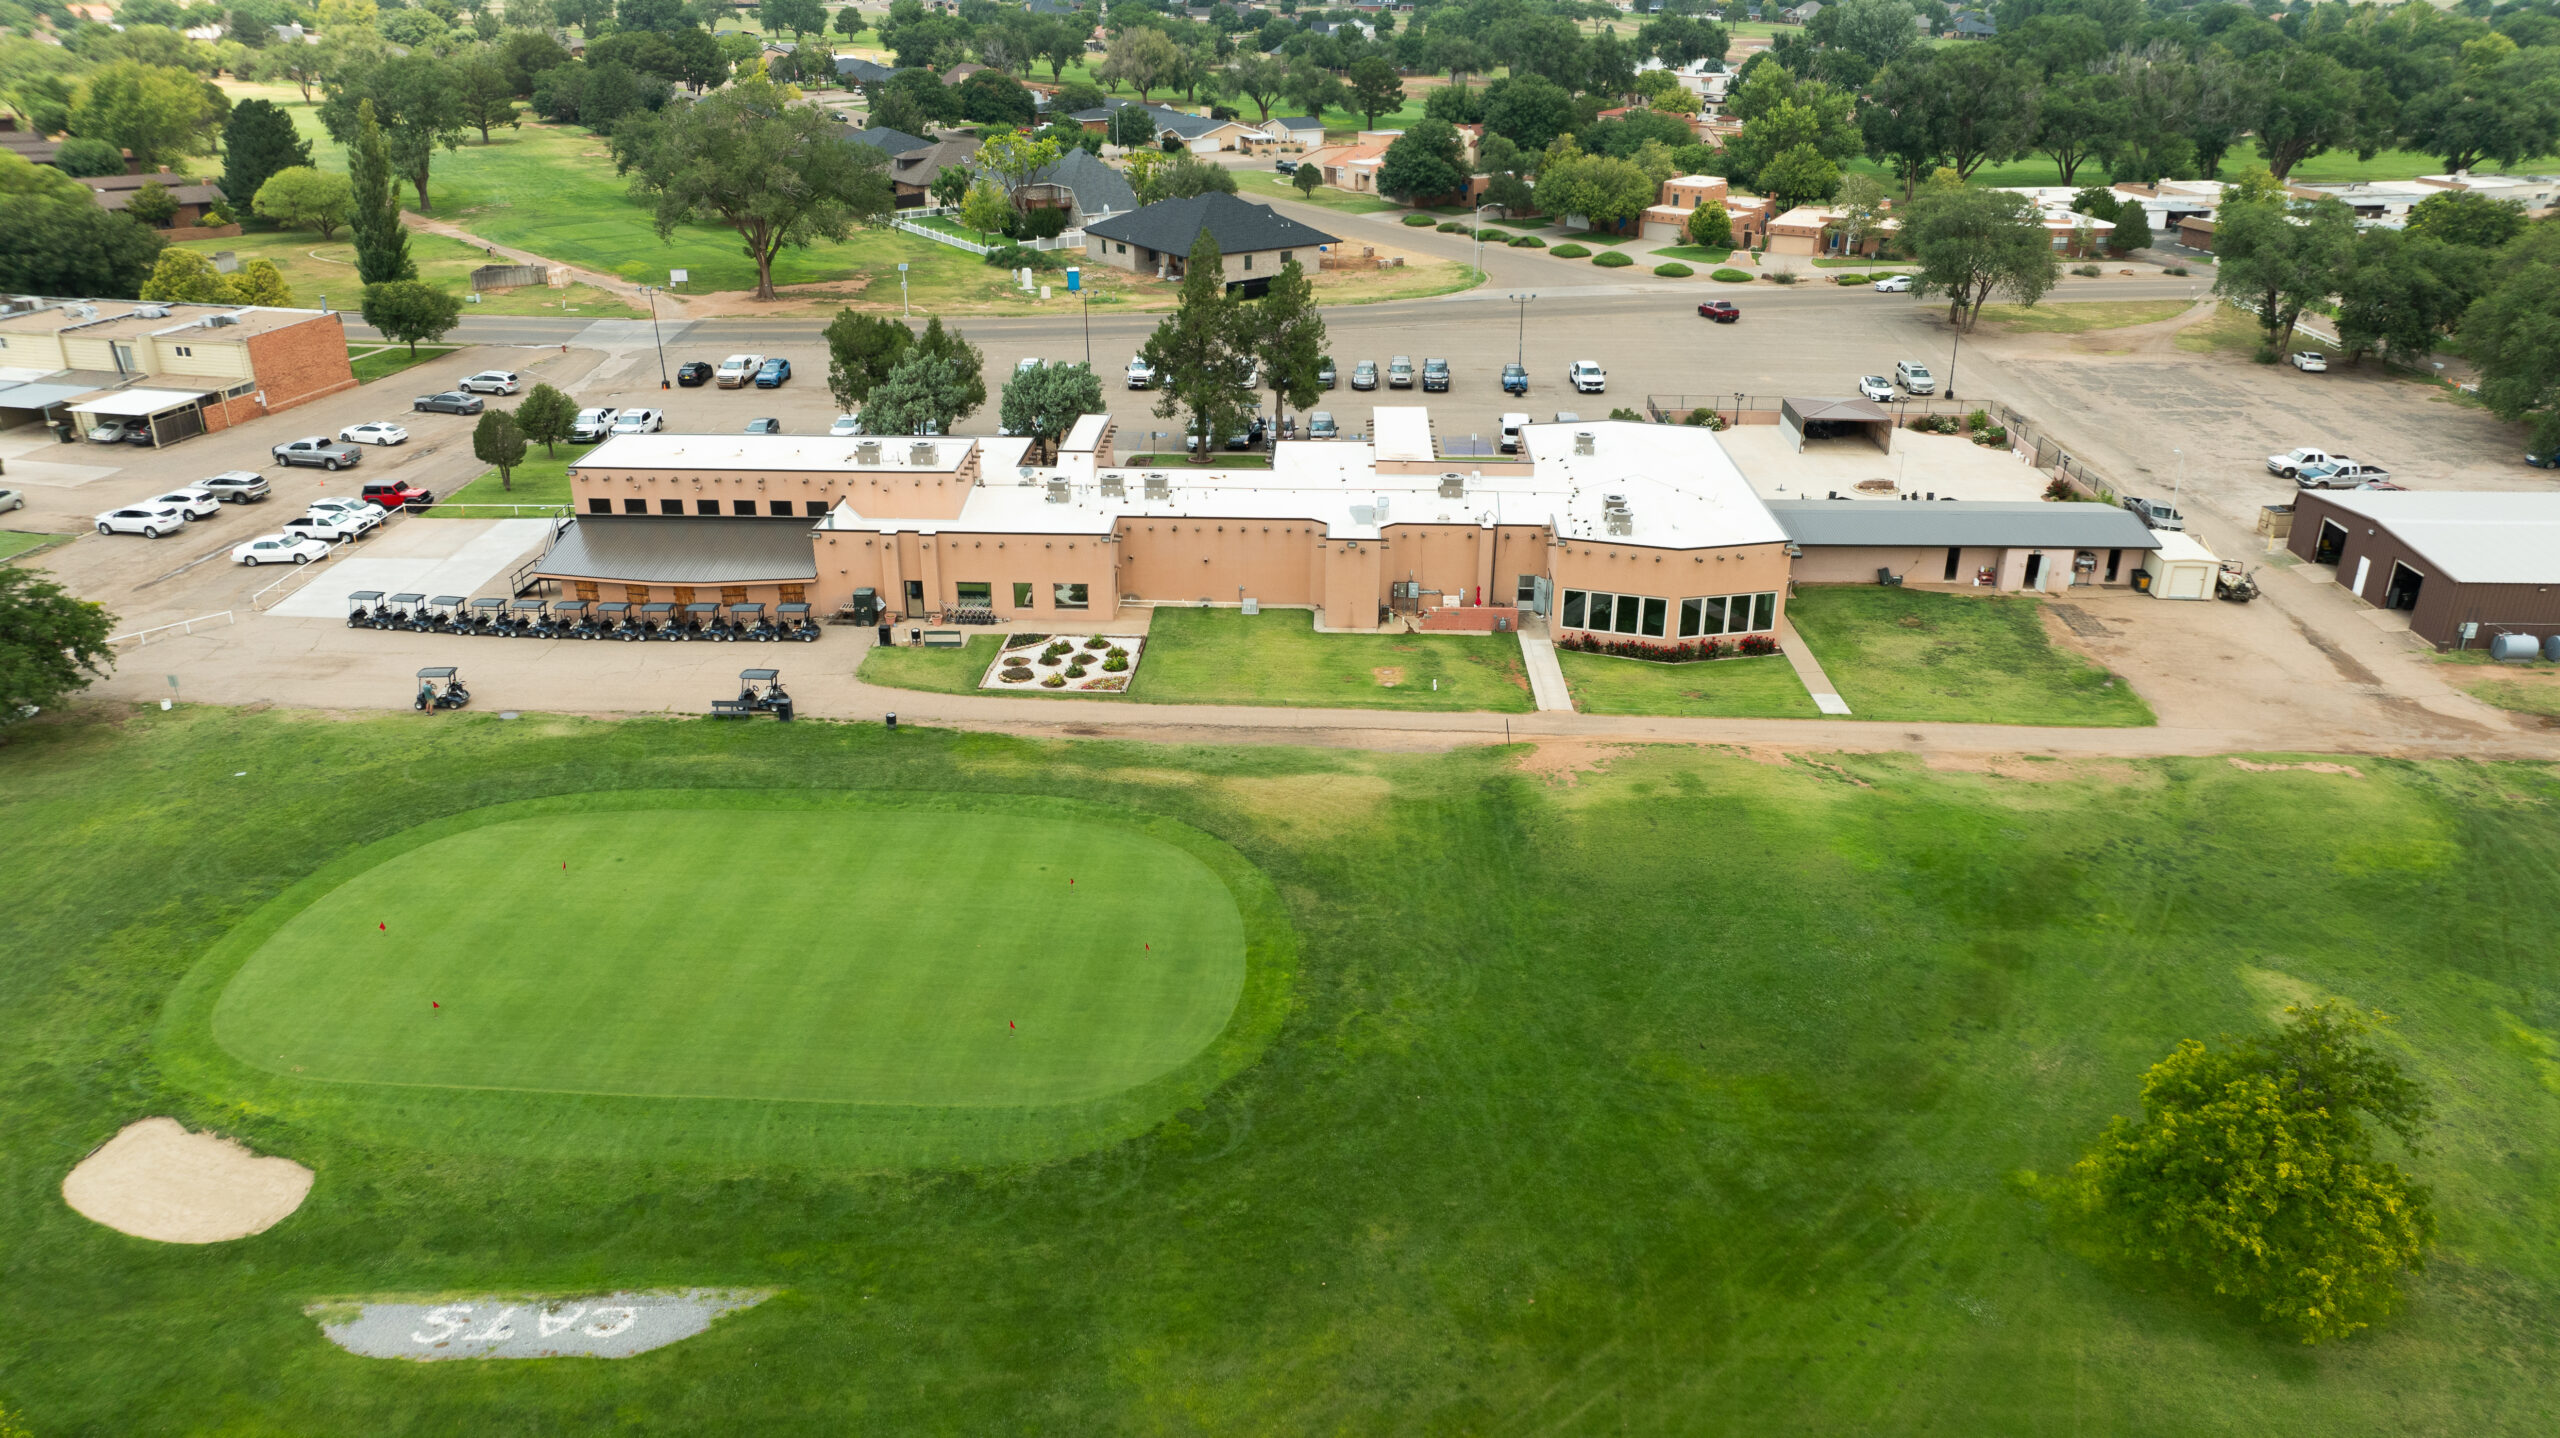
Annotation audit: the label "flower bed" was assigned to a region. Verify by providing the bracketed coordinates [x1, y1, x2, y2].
[981, 633, 1148, 693]
[1555, 632, 1781, 662]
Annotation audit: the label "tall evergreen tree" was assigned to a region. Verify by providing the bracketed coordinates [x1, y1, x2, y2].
[1243, 259, 1325, 440]
[349, 99, 416, 285]
[1139, 233, 1252, 466]
[220, 98, 311, 231]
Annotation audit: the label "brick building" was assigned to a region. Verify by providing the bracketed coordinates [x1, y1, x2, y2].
[0, 298, 356, 445]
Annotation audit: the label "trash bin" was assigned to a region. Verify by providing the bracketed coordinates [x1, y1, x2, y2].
[2132, 570, 2152, 593]
[876, 624, 893, 647]
[885, 712, 897, 731]
[773, 697, 795, 722]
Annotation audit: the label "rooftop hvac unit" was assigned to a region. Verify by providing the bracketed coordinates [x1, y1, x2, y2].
[854, 440, 881, 464]
[1438, 472, 1465, 498]
[1099, 473, 1125, 497]
[207, 313, 237, 327]
[908, 441, 935, 465]
[135, 304, 167, 319]
[1044, 479, 1071, 503]
[1350, 504, 1376, 525]
[1602, 493, 1632, 537]
[1374, 495, 1390, 522]
[1143, 471, 1170, 499]
[1574, 430, 1596, 456]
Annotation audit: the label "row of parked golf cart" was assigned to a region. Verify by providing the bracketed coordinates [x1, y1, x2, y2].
[348, 592, 826, 641]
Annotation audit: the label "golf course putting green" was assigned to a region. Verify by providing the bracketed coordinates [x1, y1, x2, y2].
[213, 806, 1250, 1108]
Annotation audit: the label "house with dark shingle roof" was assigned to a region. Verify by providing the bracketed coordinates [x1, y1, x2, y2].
[972, 146, 1137, 227]
[843, 124, 930, 160]
[833, 55, 896, 85]
[1142, 105, 1269, 153]
[1083, 192, 1337, 293]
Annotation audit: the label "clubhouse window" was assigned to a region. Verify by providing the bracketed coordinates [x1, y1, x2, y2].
[1053, 582, 1089, 610]
[1676, 591, 1778, 638]
[955, 581, 992, 609]
[621, 497, 645, 514]
[1013, 581, 1035, 607]
[588, 497, 611, 514]
[660, 499, 683, 515]
[732, 500, 757, 516]
[805, 501, 829, 517]
[1558, 589, 1666, 638]
[695, 499, 719, 515]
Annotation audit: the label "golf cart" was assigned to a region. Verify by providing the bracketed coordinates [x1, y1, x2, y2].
[678, 600, 724, 640]
[777, 602, 820, 642]
[461, 596, 505, 635]
[731, 603, 774, 641]
[2215, 563, 2261, 603]
[635, 601, 677, 639]
[388, 592, 430, 631]
[510, 597, 551, 637]
[413, 666, 471, 711]
[347, 590, 387, 629]
[554, 599, 593, 638]
[718, 668, 793, 720]
[419, 596, 466, 633]
[592, 600, 631, 638]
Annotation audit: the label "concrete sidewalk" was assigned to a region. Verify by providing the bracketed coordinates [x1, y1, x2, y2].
[1777, 618, 1851, 715]
[1513, 619, 1574, 712]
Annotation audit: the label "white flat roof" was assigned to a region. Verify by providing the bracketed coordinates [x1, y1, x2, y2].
[2149, 529, 2217, 563]
[1372, 406, 1434, 462]
[2311, 490, 2560, 584]
[71, 386, 210, 416]
[577, 433, 979, 473]
[1060, 412, 1110, 453]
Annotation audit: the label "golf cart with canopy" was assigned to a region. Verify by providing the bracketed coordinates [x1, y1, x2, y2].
[424, 595, 469, 633]
[678, 600, 724, 640]
[465, 596, 508, 634]
[347, 591, 387, 629]
[712, 668, 793, 720]
[635, 601, 677, 639]
[592, 600, 630, 638]
[414, 667, 471, 711]
[776, 602, 820, 641]
[730, 602, 773, 641]
[553, 599, 593, 638]
[509, 597, 551, 637]
[387, 592, 429, 631]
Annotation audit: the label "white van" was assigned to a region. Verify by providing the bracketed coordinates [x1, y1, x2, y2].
[1499, 412, 1530, 454]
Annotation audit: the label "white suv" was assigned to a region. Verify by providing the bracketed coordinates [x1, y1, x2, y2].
[1568, 360, 1606, 394]
[1125, 355, 1155, 389]
[1893, 360, 1935, 395]
[459, 370, 523, 394]
[95, 503, 190, 537]
[715, 354, 765, 388]
[147, 487, 224, 520]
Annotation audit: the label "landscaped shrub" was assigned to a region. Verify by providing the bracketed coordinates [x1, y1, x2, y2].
[1736, 633, 1779, 656]
[2072, 263, 2103, 277]
[1550, 243, 1591, 258]
[1008, 634, 1050, 647]
[1475, 228, 1512, 245]
[1510, 235, 1546, 248]
[1000, 666, 1034, 682]
[1403, 212, 1438, 226]
[1556, 632, 1781, 663]
[1710, 267, 1753, 282]
[1043, 640, 1073, 657]
[1685, 407, 1726, 430]
[1907, 414, 1961, 435]
[1041, 675, 1068, 687]
[1973, 425, 2010, 447]
[1654, 262, 1693, 277]
[1084, 636, 1109, 649]
[1065, 663, 1088, 678]
[1592, 251, 1633, 268]
[1437, 221, 1467, 233]
[1833, 273, 1867, 284]
[1768, 269, 1798, 285]
[1106, 645, 1128, 658]
[2163, 265, 2188, 276]
[1102, 655, 1129, 671]
[1967, 408, 1992, 432]
[1039, 653, 1064, 666]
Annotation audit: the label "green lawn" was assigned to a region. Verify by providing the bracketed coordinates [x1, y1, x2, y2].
[1652, 244, 1734, 264]
[422, 443, 592, 514]
[8, 708, 2560, 1430]
[861, 609, 1538, 711]
[1842, 139, 2551, 194]
[346, 343, 459, 385]
[1788, 587, 2156, 725]
[1557, 650, 1816, 716]
[0, 530, 67, 562]
[1234, 168, 1401, 214]
[2436, 652, 2560, 717]
[212, 802, 1245, 1107]
[179, 223, 640, 320]
[1977, 300, 2197, 335]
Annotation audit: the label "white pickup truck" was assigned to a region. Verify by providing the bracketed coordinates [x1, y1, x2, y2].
[1569, 359, 1607, 394]
[2266, 446, 2350, 478]
[715, 354, 766, 389]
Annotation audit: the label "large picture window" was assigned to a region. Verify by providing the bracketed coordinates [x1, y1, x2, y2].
[1677, 591, 1780, 637]
[1054, 582, 1089, 610]
[1558, 589, 1667, 637]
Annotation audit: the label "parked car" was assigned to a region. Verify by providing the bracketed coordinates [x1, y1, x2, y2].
[1421, 358, 1451, 393]
[1307, 411, 1338, 439]
[610, 408, 664, 434]
[1015, 357, 1043, 375]
[0, 486, 26, 513]
[2290, 350, 2328, 372]
[1893, 360, 1934, 395]
[829, 414, 865, 436]
[272, 436, 361, 470]
[2295, 461, 2392, 490]
[1697, 299, 1740, 322]
[307, 497, 387, 532]
[754, 357, 792, 388]
[1351, 360, 1378, 391]
[1501, 362, 1529, 395]
[1873, 274, 1913, 293]
[360, 481, 435, 511]
[1387, 355, 1415, 388]
[2527, 447, 2558, 469]
[1857, 375, 1894, 402]
[147, 487, 223, 520]
[744, 417, 782, 434]
[1500, 412, 1530, 453]
[341, 420, 410, 445]
[676, 360, 714, 387]
[459, 370, 522, 395]
[1552, 410, 1580, 424]
[1275, 158, 1297, 174]
[412, 391, 484, 416]
[1568, 359, 1607, 394]
[1125, 355, 1155, 389]
[280, 512, 364, 543]
[2123, 495, 2185, 530]
[570, 407, 621, 442]
[197, 470, 270, 503]
[231, 533, 330, 565]
[1318, 358, 1336, 389]
[95, 503, 189, 537]
[2267, 446, 2349, 477]
[715, 354, 766, 388]
[86, 417, 150, 444]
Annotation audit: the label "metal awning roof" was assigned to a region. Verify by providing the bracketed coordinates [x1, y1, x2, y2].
[533, 515, 820, 586]
[69, 387, 210, 416]
[1768, 499, 2162, 550]
[0, 381, 106, 409]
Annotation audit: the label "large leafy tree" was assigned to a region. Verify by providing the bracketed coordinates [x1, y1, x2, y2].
[321, 55, 470, 211]
[255, 166, 355, 238]
[473, 408, 529, 491]
[360, 278, 462, 356]
[2092, 41, 2199, 186]
[1725, 66, 1862, 192]
[70, 60, 221, 169]
[515, 382, 578, 456]
[1097, 26, 1182, 103]
[1479, 72, 1573, 153]
[2029, 74, 2110, 187]
[220, 98, 311, 231]
[2335, 229, 2488, 368]
[2251, 48, 2378, 181]
[2402, 38, 2560, 176]
[1346, 56, 1403, 129]
[2405, 191, 2528, 251]
[997, 361, 1106, 462]
[1857, 45, 2037, 188]
[2074, 1004, 2436, 1345]
[1241, 258, 1326, 438]
[2211, 183, 2358, 354]
[0, 567, 116, 733]
[758, 0, 825, 45]
[0, 196, 164, 298]
[1140, 232, 1252, 466]
[346, 98, 415, 285]
[823, 308, 913, 413]
[1903, 177, 2058, 332]
[454, 44, 522, 144]
[2461, 224, 2560, 456]
[610, 75, 894, 301]
[1376, 117, 1467, 203]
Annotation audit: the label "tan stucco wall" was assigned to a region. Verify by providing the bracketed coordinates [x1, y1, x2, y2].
[814, 527, 1120, 620]
[577, 450, 983, 522]
[1790, 544, 2129, 593]
[1551, 539, 1792, 630]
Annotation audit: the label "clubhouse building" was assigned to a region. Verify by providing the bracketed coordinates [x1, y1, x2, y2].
[534, 408, 2169, 636]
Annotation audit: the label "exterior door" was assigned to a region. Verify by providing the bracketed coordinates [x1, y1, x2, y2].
[2022, 552, 2044, 589]
[904, 579, 924, 617]
[2351, 555, 2370, 597]
[1530, 576, 1552, 617]
[2315, 520, 2346, 564]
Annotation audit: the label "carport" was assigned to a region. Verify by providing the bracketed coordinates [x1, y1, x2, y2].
[0, 374, 117, 436]
[1779, 397, 1893, 454]
[67, 386, 215, 447]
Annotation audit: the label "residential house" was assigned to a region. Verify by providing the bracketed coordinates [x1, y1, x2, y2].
[0, 299, 355, 443]
[970, 145, 1136, 228]
[1296, 134, 1396, 194]
[940, 61, 989, 86]
[0, 120, 64, 170]
[843, 124, 931, 159]
[1144, 106, 1268, 154]
[1068, 98, 1144, 135]
[834, 55, 896, 86]
[887, 132, 985, 207]
[1637, 175, 1767, 248]
[1764, 203, 1899, 257]
[1023, 0, 1084, 15]
[1083, 192, 1338, 294]
[1951, 12, 1996, 37]
[1780, 1, 1821, 23]
[1989, 188, 2123, 253]
[1255, 115, 1327, 152]
[80, 171, 226, 227]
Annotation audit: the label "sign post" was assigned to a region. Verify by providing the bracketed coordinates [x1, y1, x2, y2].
[1068, 267, 1086, 367]
[898, 261, 909, 319]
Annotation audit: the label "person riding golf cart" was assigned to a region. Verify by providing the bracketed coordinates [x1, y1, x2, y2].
[347, 590, 387, 629]
[414, 667, 471, 711]
[730, 602, 774, 641]
[776, 602, 820, 641]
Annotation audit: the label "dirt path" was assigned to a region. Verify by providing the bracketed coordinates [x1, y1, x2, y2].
[399, 212, 689, 319]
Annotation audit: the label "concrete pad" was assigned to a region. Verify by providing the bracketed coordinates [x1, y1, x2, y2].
[1514, 622, 1575, 712]
[1723, 427, 2051, 504]
[267, 519, 555, 618]
[1813, 693, 1852, 715]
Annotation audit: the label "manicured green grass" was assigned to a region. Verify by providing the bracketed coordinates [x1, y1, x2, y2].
[1841, 139, 2551, 195]
[9, 710, 2560, 1431]
[346, 343, 459, 386]
[422, 443, 592, 514]
[1788, 587, 2156, 725]
[2175, 301, 2272, 356]
[180, 224, 640, 320]
[861, 610, 1538, 711]
[1557, 650, 1816, 716]
[1652, 244, 1733, 264]
[214, 802, 1245, 1106]
[0, 530, 67, 562]
[1233, 168, 1402, 214]
[1977, 300, 2197, 335]
[906, 212, 1009, 246]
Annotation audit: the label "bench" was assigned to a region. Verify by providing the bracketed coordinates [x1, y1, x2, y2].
[920, 628, 966, 648]
[709, 699, 752, 717]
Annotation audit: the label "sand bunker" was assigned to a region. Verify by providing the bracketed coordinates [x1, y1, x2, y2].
[62, 1118, 313, 1243]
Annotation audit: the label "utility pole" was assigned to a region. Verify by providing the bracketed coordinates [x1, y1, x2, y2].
[1507, 291, 1535, 367]
[642, 285, 669, 389]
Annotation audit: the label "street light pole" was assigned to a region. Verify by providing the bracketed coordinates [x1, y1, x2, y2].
[1506, 291, 1535, 368]
[642, 285, 669, 390]
[1947, 313, 1962, 401]
[1472, 201, 1502, 280]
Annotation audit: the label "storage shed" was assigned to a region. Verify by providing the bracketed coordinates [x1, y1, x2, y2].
[2286, 489, 2560, 648]
[2140, 528, 2218, 599]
